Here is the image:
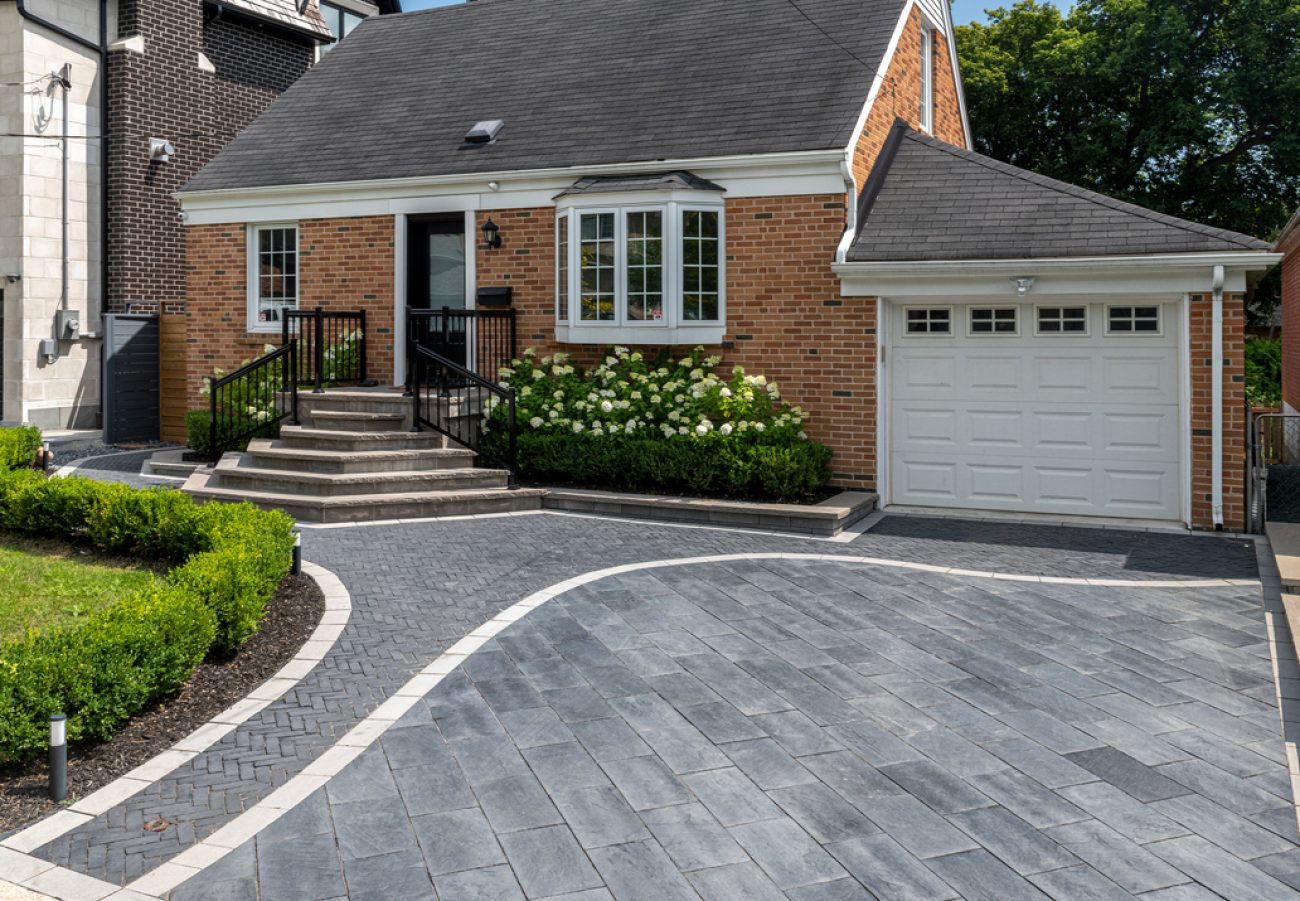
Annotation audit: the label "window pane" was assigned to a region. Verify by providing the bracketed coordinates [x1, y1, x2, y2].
[579, 213, 615, 322]
[254, 226, 298, 327]
[557, 216, 568, 322]
[626, 211, 663, 322]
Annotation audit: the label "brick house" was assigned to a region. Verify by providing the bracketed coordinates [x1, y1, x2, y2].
[0, 0, 395, 431]
[176, 0, 1281, 531]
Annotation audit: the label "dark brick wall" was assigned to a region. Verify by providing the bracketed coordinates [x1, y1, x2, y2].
[106, 0, 314, 315]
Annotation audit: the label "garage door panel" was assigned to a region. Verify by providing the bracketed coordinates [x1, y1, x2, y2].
[889, 302, 1180, 521]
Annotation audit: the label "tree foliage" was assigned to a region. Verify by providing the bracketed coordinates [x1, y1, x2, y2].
[955, 1, 1300, 243]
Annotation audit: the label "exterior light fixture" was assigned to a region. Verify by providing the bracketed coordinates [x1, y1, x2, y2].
[1011, 276, 1036, 296]
[49, 713, 67, 801]
[482, 218, 502, 250]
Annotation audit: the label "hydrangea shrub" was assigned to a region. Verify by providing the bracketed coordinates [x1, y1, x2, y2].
[484, 347, 832, 500]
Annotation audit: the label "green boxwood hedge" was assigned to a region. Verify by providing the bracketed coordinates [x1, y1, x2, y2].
[0, 470, 295, 763]
[0, 426, 41, 471]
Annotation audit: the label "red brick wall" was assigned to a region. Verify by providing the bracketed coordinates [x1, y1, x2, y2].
[852, 6, 968, 188]
[473, 199, 877, 489]
[1189, 292, 1247, 531]
[178, 216, 394, 414]
[1282, 245, 1300, 412]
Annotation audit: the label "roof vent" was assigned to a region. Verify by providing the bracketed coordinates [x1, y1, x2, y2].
[464, 120, 504, 145]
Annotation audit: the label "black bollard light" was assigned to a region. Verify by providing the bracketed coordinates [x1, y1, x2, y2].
[291, 531, 302, 576]
[49, 713, 67, 802]
[41, 441, 52, 472]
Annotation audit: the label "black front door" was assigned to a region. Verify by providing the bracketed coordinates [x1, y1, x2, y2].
[408, 214, 468, 366]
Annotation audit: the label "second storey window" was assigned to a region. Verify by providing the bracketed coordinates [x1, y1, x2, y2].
[319, 1, 367, 56]
[248, 224, 298, 332]
[556, 202, 725, 343]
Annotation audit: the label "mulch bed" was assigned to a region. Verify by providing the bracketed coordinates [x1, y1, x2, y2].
[0, 573, 324, 836]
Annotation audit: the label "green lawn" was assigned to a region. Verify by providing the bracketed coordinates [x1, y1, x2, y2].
[0, 534, 156, 641]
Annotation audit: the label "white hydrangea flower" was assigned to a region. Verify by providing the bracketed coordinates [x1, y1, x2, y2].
[754, 422, 766, 433]
[678, 426, 689, 435]
[533, 370, 545, 381]
[554, 390, 565, 400]
[591, 427, 604, 436]
[530, 416, 543, 428]
[679, 357, 693, 368]
[549, 410, 560, 419]
[668, 410, 681, 422]
[572, 422, 585, 433]
[799, 431, 808, 440]
[650, 395, 661, 404]
[719, 423, 733, 436]
[601, 400, 614, 413]
[719, 387, 732, 398]
[631, 391, 642, 400]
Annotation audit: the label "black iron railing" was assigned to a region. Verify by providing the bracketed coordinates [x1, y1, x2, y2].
[282, 307, 367, 392]
[410, 343, 517, 486]
[207, 341, 299, 464]
[406, 307, 516, 387]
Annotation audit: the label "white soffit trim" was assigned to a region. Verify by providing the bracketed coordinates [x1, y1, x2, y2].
[176, 150, 846, 225]
[834, 252, 1283, 297]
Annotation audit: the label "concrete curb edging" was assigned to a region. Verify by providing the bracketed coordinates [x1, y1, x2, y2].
[0, 561, 352, 901]
[59, 551, 1261, 900]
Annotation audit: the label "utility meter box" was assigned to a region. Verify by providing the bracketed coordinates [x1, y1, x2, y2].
[56, 309, 80, 340]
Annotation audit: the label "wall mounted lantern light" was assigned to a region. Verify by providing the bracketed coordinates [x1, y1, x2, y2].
[1011, 276, 1036, 296]
[482, 218, 502, 250]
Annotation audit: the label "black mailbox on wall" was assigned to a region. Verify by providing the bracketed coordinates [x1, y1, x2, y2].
[477, 286, 513, 307]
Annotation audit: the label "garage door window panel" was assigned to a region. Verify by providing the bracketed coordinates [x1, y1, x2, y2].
[905, 307, 952, 335]
[1036, 306, 1089, 336]
[970, 307, 1018, 336]
[1107, 305, 1161, 335]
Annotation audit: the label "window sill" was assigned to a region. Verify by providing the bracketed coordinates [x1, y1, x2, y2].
[555, 324, 725, 346]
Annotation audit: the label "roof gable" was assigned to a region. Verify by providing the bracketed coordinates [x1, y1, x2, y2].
[183, 0, 907, 194]
[848, 122, 1269, 262]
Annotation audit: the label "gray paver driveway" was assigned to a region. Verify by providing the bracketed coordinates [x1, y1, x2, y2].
[147, 521, 1296, 901]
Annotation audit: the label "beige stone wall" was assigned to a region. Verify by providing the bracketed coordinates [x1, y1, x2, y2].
[0, 0, 103, 428]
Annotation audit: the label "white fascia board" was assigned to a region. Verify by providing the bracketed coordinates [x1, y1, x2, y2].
[940, 0, 973, 148]
[834, 252, 1284, 298]
[176, 151, 846, 225]
[555, 189, 725, 210]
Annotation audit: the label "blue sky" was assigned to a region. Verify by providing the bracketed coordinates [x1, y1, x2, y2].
[399, 0, 1026, 23]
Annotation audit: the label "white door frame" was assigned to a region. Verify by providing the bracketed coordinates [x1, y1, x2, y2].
[392, 210, 478, 386]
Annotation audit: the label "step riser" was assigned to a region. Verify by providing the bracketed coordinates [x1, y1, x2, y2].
[305, 417, 408, 433]
[243, 454, 473, 475]
[211, 471, 509, 497]
[280, 433, 447, 452]
[295, 397, 412, 415]
[186, 487, 543, 523]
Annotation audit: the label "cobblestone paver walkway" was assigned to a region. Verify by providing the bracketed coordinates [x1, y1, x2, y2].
[13, 513, 1284, 900]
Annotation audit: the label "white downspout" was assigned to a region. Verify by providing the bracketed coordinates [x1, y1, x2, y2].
[1211, 264, 1225, 529]
[835, 157, 857, 264]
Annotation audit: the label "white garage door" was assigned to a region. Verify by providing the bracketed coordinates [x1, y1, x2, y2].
[888, 302, 1182, 521]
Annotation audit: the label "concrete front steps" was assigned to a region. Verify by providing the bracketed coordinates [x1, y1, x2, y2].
[181, 388, 544, 523]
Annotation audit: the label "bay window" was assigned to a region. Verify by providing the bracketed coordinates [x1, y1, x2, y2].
[555, 201, 725, 344]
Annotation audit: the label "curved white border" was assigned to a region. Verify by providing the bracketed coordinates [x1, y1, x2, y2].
[0, 562, 351, 901]
[95, 552, 1261, 898]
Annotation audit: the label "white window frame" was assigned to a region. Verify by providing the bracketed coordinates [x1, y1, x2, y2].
[968, 306, 1019, 337]
[903, 306, 953, 336]
[247, 223, 299, 333]
[555, 211, 569, 323]
[919, 27, 935, 134]
[1034, 304, 1090, 337]
[554, 198, 725, 344]
[1106, 304, 1163, 336]
[316, 0, 374, 60]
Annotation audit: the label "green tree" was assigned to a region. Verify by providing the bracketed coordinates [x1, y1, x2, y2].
[955, 1, 1300, 254]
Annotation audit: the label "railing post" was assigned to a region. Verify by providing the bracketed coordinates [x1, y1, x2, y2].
[507, 386, 518, 489]
[290, 339, 300, 425]
[313, 306, 325, 393]
[410, 351, 422, 432]
[358, 309, 367, 384]
[207, 376, 218, 466]
[403, 307, 415, 397]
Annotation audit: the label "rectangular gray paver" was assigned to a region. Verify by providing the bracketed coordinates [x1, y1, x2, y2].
[570, 717, 653, 762]
[523, 741, 611, 794]
[681, 701, 768, 744]
[926, 849, 1050, 901]
[730, 818, 849, 889]
[330, 799, 420, 862]
[982, 737, 1098, 789]
[1151, 793, 1296, 861]
[969, 770, 1089, 830]
[433, 865, 525, 901]
[342, 850, 437, 901]
[1046, 820, 1188, 894]
[410, 808, 506, 876]
[475, 772, 566, 833]
[1055, 781, 1190, 843]
[879, 759, 993, 814]
[600, 754, 692, 811]
[500, 707, 576, 749]
[946, 806, 1080, 876]
[685, 861, 785, 901]
[552, 784, 651, 849]
[1063, 746, 1190, 801]
[1157, 758, 1292, 817]
[498, 825, 604, 898]
[859, 795, 979, 859]
[1146, 835, 1299, 899]
[1027, 865, 1139, 901]
[589, 840, 699, 901]
[682, 766, 784, 826]
[827, 834, 959, 900]
[641, 802, 750, 870]
[767, 782, 881, 844]
[721, 738, 819, 790]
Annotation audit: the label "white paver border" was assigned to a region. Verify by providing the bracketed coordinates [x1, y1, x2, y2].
[0, 561, 352, 901]
[0, 550, 1246, 901]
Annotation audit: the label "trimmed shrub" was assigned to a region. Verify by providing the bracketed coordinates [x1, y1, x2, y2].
[186, 408, 279, 459]
[0, 471, 294, 763]
[0, 426, 41, 471]
[482, 347, 832, 500]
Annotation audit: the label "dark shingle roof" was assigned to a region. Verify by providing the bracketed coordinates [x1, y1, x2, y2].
[1276, 208, 1300, 254]
[556, 171, 725, 198]
[848, 123, 1269, 262]
[182, 0, 906, 193]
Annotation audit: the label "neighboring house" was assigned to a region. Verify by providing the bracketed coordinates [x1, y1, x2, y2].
[176, 0, 1281, 531]
[1279, 210, 1300, 414]
[0, 0, 394, 432]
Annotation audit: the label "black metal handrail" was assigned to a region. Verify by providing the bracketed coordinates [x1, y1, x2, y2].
[406, 307, 516, 388]
[410, 343, 517, 486]
[207, 341, 299, 464]
[282, 307, 367, 392]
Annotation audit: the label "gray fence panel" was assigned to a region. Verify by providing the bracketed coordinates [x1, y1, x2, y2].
[104, 313, 160, 444]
